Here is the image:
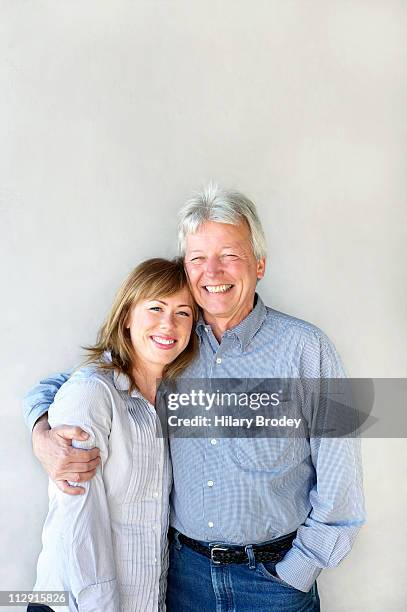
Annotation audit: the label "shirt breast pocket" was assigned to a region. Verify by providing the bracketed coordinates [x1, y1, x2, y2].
[229, 400, 309, 473]
[231, 437, 299, 473]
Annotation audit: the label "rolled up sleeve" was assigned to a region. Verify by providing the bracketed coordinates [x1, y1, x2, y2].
[23, 371, 72, 430]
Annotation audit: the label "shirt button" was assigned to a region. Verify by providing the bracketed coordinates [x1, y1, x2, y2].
[208, 521, 214, 528]
[207, 480, 214, 487]
[153, 491, 159, 498]
[154, 557, 157, 563]
[210, 439, 217, 445]
[205, 327, 209, 333]
[216, 358, 222, 364]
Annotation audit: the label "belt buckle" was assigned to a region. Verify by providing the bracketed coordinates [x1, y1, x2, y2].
[210, 545, 229, 565]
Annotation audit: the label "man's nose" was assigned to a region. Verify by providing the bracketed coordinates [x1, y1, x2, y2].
[205, 256, 222, 276]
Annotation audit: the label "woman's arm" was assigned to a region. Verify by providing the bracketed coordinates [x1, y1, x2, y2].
[47, 372, 120, 611]
[24, 371, 101, 495]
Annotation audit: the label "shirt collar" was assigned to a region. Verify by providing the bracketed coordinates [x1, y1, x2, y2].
[196, 293, 267, 351]
[113, 369, 131, 392]
[103, 351, 147, 400]
[113, 369, 153, 401]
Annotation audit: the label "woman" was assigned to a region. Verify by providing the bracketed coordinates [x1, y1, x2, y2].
[29, 258, 198, 612]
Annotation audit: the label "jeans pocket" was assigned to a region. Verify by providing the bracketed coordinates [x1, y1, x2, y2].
[256, 561, 296, 590]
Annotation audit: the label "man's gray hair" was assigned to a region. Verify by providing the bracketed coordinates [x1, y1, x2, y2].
[178, 184, 267, 260]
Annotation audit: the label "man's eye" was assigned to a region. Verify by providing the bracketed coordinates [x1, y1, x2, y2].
[190, 256, 204, 262]
[222, 254, 237, 259]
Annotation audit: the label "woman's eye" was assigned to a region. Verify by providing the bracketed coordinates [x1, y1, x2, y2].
[149, 306, 162, 312]
[177, 311, 190, 317]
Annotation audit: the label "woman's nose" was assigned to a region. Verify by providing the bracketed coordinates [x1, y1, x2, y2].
[159, 313, 175, 329]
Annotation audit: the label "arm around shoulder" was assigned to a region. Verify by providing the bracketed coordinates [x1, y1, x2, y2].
[23, 370, 72, 430]
[28, 371, 100, 493]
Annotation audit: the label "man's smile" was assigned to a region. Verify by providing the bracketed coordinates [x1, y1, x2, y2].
[203, 284, 234, 294]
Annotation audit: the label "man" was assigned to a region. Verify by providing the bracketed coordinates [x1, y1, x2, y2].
[24, 185, 365, 611]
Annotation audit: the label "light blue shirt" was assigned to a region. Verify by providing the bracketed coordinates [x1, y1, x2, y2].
[32, 366, 171, 612]
[24, 295, 365, 593]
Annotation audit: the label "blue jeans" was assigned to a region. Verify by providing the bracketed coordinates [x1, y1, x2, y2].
[166, 532, 320, 612]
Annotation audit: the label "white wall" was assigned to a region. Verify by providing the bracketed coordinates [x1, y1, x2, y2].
[1, 1, 406, 609]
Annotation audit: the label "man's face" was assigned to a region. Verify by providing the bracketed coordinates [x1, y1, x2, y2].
[184, 220, 265, 327]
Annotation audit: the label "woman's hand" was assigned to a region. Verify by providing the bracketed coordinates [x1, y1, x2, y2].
[32, 414, 101, 495]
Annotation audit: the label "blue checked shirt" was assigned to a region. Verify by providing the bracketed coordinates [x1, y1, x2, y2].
[23, 295, 365, 593]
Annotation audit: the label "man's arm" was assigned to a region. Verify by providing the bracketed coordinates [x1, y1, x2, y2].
[24, 371, 100, 495]
[23, 371, 72, 430]
[275, 436, 365, 591]
[275, 332, 366, 592]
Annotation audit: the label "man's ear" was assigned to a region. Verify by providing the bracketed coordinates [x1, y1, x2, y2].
[256, 257, 266, 280]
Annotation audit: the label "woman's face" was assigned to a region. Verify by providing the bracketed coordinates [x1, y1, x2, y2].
[125, 287, 194, 373]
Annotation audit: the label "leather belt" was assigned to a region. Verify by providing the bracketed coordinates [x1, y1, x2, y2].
[169, 528, 296, 565]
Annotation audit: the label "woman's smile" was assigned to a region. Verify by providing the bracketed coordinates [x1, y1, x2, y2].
[150, 334, 177, 349]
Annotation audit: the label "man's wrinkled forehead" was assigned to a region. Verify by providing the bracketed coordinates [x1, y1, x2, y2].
[184, 219, 254, 255]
